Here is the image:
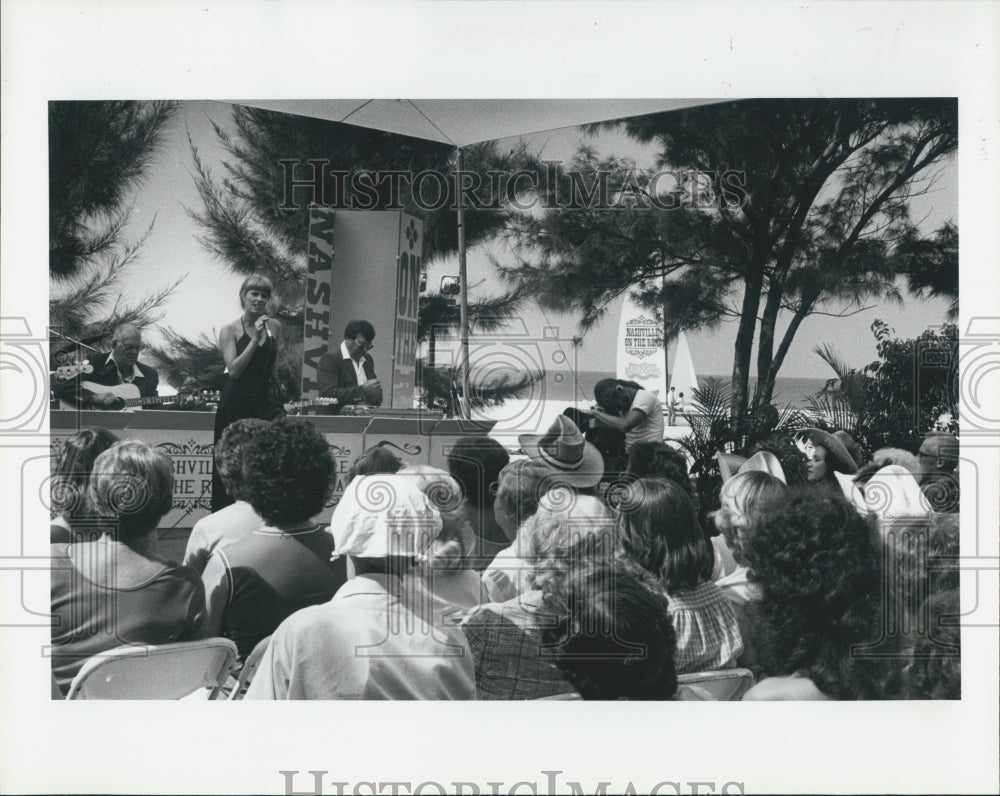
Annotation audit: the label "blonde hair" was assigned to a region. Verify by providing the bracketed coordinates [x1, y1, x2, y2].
[238, 274, 274, 305]
[521, 493, 615, 597]
[714, 470, 787, 563]
[88, 440, 174, 539]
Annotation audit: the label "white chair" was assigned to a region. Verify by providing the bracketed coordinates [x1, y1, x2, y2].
[677, 667, 755, 701]
[227, 635, 272, 701]
[65, 638, 238, 700]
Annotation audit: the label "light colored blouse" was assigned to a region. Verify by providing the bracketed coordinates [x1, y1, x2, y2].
[667, 580, 744, 673]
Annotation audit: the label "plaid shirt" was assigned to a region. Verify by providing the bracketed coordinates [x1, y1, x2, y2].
[668, 581, 744, 674]
[460, 590, 577, 700]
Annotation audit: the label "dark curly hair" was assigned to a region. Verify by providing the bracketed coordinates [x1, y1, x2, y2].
[215, 418, 270, 498]
[903, 588, 960, 699]
[541, 565, 679, 700]
[241, 418, 334, 525]
[616, 477, 713, 594]
[745, 489, 901, 699]
[886, 511, 960, 637]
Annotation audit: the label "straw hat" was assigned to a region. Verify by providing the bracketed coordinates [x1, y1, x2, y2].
[739, 451, 787, 484]
[518, 415, 605, 488]
[832, 430, 864, 469]
[801, 428, 859, 475]
[329, 474, 442, 559]
[717, 450, 787, 484]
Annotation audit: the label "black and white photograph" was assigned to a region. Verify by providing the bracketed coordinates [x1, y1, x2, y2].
[2, 2, 998, 794]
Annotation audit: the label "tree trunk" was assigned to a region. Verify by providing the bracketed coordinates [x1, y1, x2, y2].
[731, 264, 765, 439]
[763, 287, 821, 404]
[754, 279, 784, 412]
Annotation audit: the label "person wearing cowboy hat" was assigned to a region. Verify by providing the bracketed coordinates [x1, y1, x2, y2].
[796, 428, 860, 498]
[517, 415, 606, 491]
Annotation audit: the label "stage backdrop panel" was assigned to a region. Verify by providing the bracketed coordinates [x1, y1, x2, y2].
[321, 211, 423, 410]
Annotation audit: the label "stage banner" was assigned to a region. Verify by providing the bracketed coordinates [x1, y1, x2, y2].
[616, 293, 667, 396]
[301, 207, 336, 397]
[393, 214, 423, 409]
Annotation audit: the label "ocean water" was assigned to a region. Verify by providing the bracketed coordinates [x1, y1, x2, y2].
[475, 369, 830, 444]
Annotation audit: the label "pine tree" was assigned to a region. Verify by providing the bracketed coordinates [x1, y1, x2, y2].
[503, 99, 957, 437]
[49, 101, 181, 346]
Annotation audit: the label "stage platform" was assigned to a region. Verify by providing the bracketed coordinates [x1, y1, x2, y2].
[51, 410, 495, 531]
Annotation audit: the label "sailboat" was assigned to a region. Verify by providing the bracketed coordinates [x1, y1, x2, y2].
[666, 330, 699, 425]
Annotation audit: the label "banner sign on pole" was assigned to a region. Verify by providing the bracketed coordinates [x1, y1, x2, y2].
[392, 215, 423, 408]
[301, 207, 336, 397]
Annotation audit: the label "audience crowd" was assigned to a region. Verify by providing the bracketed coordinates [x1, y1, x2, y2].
[49, 415, 961, 701]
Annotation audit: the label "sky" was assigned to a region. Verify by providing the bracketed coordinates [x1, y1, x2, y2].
[61, 99, 957, 389]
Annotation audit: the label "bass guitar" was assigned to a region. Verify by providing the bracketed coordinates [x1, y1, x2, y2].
[283, 397, 339, 415]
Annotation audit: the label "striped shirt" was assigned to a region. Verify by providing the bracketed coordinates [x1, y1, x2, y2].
[668, 580, 744, 674]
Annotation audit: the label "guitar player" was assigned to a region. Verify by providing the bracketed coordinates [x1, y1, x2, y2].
[55, 323, 160, 410]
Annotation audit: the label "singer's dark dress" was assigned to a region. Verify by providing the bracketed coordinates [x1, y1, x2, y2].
[211, 323, 285, 511]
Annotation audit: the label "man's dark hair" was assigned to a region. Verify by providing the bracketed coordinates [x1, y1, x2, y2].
[344, 320, 375, 342]
[447, 437, 510, 507]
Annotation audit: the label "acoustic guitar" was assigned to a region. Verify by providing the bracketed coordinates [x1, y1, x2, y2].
[58, 381, 163, 411]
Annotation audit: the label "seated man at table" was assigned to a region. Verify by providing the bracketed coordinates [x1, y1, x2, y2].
[54, 323, 160, 410]
[315, 320, 382, 413]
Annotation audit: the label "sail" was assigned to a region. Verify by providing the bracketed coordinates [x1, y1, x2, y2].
[668, 331, 699, 406]
[616, 294, 666, 396]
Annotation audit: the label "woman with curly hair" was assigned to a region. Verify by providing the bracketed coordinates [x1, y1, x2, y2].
[201, 418, 346, 657]
[617, 477, 743, 673]
[903, 588, 960, 699]
[50, 440, 205, 694]
[183, 418, 268, 574]
[742, 491, 901, 700]
[50, 426, 119, 543]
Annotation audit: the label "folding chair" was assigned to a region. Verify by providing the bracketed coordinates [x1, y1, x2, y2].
[65, 638, 238, 700]
[677, 667, 755, 701]
[228, 635, 272, 700]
